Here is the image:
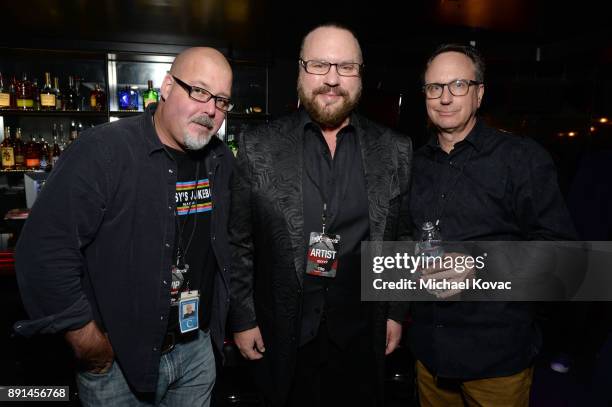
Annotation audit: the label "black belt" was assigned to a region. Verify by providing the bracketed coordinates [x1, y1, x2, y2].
[161, 330, 198, 354]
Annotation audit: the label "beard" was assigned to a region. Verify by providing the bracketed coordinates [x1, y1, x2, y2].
[183, 114, 216, 150]
[297, 82, 361, 128]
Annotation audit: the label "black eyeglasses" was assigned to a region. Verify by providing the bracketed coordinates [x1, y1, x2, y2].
[171, 75, 234, 112]
[299, 59, 363, 77]
[423, 79, 482, 99]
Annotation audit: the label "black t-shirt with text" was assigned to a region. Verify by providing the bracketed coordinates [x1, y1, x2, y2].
[166, 146, 216, 333]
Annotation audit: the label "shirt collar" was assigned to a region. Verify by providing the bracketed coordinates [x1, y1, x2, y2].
[426, 118, 485, 153]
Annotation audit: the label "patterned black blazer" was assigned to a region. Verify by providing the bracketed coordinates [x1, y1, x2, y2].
[228, 110, 412, 405]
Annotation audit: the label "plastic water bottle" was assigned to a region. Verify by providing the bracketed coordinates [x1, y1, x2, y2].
[416, 221, 444, 258]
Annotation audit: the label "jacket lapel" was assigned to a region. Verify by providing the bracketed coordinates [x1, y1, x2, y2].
[354, 115, 393, 241]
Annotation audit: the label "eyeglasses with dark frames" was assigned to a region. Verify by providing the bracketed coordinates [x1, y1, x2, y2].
[423, 79, 482, 99]
[299, 59, 363, 77]
[171, 75, 234, 112]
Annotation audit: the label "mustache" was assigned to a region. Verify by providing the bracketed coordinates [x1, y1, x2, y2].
[191, 115, 215, 129]
[313, 85, 348, 97]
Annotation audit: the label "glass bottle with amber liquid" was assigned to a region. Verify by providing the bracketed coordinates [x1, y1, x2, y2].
[1, 126, 15, 170]
[40, 72, 57, 110]
[13, 128, 26, 170]
[53, 77, 62, 110]
[0, 73, 11, 109]
[25, 134, 41, 170]
[89, 83, 106, 111]
[16, 73, 34, 110]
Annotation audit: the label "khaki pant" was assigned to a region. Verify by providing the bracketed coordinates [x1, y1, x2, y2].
[416, 360, 533, 407]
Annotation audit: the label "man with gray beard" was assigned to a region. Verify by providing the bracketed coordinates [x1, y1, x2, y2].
[14, 47, 235, 406]
[229, 24, 412, 406]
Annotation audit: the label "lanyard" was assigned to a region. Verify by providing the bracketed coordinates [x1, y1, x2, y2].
[175, 161, 200, 268]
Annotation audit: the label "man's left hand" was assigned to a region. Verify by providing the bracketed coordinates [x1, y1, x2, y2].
[385, 319, 402, 355]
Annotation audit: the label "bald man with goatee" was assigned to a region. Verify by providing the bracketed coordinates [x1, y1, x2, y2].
[14, 47, 235, 406]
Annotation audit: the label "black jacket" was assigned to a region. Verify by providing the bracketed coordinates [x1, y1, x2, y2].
[229, 111, 412, 405]
[14, 106, 233, 393]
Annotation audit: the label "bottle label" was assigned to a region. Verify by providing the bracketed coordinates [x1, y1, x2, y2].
[15, 154, 25, 165]
[1, 147, 15, 167]
[16, 99, 34, 108]
[90, 94, 97, 107]
[0, 92, 10, 107]
[41, 94, 56, 107]
[144, 97, 156, 108]
[26, 158, 40, 168]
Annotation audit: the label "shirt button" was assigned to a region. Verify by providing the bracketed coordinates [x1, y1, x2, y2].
[441, 193, 446, 199]
[163, 280, 168, 285]
[168, 169, 174, 174]
[449, 161, 454, 165]
[165, 243, 170, 248]
[211, 235, 216, 240]
[160, 316, 164, 320]
[153, 347, 158, 352]
[436, 324, 444, 328]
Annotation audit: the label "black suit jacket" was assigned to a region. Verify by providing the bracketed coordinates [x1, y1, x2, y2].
[229, 111, 412, 405]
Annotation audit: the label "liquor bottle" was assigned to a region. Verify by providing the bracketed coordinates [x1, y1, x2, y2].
[74, 77, 84, 111]
[142, 80, 159, 108]
[63, 76, 77, 110]
[25, 134, 41, 170]
[69, 120, 78, 143]
[39, 136, 51, 171]
[9, 76, 17, 108]
[53, 77, 62, 110]
[118, 86, 139, 110]
[51, 126, 61, 167]
[32, 79, 41, 111]
[13, 128, 25, 169]
[58, 123, 67, 150]
[1, 126, 15, 170]
[0, 73, 10, 109]
[16, 73, 34, 110]
[40, 72, 57, 110]
[226, 133, 238, 157]
[89, 83, 105, 111]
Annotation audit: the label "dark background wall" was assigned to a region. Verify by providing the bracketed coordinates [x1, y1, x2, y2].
[1, 0, 611, 191]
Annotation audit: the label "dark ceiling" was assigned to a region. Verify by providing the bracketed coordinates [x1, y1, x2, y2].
[1, 0, 610, 62]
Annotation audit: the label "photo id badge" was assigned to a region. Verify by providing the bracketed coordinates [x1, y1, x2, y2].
[305, 232, 340, 278]
[179, 290, 199, 334]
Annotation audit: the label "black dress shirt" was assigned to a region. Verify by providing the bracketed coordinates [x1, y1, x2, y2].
[408, 119, 576, 379]
[300, 112, 370, 347]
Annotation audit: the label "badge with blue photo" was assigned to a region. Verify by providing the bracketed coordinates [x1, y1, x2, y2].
[179, 293, 199, 334]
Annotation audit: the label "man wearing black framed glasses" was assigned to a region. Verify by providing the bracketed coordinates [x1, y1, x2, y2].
[408, 43, 576, 406]
[14, 47, 235, 406]
[229, 23, 412, 407]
